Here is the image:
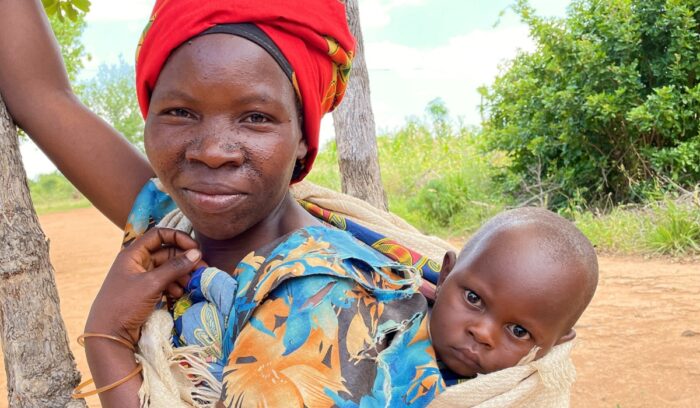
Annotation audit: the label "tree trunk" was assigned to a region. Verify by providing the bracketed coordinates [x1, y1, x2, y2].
[333, 0, 388, 210]
[0, 95, 86, 407]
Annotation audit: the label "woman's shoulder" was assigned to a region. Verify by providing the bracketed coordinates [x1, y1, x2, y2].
[265, 225, 423, 300]
[123, 178, 177, 245]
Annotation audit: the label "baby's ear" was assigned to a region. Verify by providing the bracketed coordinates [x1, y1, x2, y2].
[438, 251, 457, 286]
[556, 328, 576, 345]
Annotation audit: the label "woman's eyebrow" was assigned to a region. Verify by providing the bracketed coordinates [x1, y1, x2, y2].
[233, 92, 277, 106]
[155, 89, 196, 102]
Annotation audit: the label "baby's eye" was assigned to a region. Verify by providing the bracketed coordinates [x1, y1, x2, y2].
[244, 113, 270, 123]
[506, 324, 531, 340]
[463, 289, 482, 308]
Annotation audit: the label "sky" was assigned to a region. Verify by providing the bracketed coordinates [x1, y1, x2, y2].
[21, 0, 571, 178]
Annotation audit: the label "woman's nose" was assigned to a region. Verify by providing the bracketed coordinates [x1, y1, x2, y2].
[185, 131, 245, 169]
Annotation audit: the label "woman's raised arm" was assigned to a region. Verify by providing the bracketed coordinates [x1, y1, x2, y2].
[0, 0, 154, 227]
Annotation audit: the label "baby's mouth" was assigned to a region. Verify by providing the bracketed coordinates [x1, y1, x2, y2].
[452, 346, 482, 372]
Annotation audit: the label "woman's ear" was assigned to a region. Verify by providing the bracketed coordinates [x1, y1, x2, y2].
[296, 137, 308, 162]
[556, 328, 576, 345]
[438, 251, 457, 287]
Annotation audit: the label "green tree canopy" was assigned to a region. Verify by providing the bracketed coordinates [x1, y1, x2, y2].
[79, 57, 144, 149]
[49, 12, 87, 83]
[42, 0, 90, 21]
[481, 0, 700, 209]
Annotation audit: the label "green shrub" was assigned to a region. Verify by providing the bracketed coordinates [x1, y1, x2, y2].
[481, 0, 700, 209]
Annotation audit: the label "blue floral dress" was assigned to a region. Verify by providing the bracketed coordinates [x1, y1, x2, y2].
[123, 180, 445, 407]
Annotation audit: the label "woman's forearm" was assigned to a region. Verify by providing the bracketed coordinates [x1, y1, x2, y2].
[0, 0, 154, 227]
[84, 338, 142, 407]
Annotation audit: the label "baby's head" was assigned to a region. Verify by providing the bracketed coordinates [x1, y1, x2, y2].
[430, 207, 598, 378]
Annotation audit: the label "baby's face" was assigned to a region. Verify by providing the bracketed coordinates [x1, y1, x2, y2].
[430, 229, 578, 377]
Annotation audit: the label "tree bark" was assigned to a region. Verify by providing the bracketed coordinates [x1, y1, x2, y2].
[333, 0, 388, 210]
[0, 95, 86, 407]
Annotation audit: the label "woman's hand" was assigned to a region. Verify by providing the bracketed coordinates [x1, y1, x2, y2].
[85, 228, 204, 345]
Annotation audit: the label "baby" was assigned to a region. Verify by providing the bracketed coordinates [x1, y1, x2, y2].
[429, 207, 599, 381]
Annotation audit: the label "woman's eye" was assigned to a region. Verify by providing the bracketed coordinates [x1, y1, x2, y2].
[464, 290, 482, 307]
[165, 108, 194, 118]
[245, 113, 270, 123]
[506, 324, 531, 340]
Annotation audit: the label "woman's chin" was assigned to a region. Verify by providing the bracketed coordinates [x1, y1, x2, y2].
[189, 218, 247, 241]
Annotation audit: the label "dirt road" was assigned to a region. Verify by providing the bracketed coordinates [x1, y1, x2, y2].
[0, 206, 697, 407]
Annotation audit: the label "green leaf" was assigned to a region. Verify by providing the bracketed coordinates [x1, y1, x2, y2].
[71, 0, 91, 13]
[62, 2, 78, 21]
[43, 1, 60, 16]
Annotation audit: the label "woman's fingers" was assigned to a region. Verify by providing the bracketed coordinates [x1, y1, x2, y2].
[146, 249, 201, 291]
[128, 227, 199, 268]
[135, 227, 198, 253]
[166, 282, 185, 299]
[150, 246, 183, 268]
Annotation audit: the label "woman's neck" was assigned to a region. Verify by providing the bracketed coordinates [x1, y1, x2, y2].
[194, 191, 321, 272]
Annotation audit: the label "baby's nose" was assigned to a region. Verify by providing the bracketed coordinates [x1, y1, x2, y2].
[468, 320, 496, 349]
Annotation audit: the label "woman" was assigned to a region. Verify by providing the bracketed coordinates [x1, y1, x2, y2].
[0, 0, 443, 406]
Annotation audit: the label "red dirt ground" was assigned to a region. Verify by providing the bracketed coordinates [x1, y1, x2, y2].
[0, 206, 698, 407]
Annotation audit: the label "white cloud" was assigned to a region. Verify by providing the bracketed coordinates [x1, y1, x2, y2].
[362, 24, 536, 127]
[359, 0, 426, 28]
[366, 25, 534, 81]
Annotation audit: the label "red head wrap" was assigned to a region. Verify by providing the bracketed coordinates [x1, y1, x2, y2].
[135, 0, 355, 181]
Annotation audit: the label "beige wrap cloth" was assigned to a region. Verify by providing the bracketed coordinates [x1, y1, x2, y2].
[135, 181, 577, 407]
[428, 341, 577, 408]
[290, 180, 458, 261]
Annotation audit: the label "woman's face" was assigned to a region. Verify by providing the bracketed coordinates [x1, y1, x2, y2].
[144, 34, 306, 240]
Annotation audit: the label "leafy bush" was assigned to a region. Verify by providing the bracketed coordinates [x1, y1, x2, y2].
[481, 0, 700, 209]
[79, 57, 144, 150]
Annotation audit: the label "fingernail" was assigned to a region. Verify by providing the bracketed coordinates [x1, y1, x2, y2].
[185, 249, 200, 262]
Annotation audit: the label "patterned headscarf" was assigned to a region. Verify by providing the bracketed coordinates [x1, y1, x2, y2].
[135, 0, 355, 181]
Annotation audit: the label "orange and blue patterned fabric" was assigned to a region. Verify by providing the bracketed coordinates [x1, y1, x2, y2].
[295, 201, 470, 386]
[299, 200, 442, 302]
[124, 180, 445, 407]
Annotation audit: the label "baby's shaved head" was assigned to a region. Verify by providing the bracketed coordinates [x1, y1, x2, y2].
[431, 207, 599, 376]
[457, 207, 599, 329]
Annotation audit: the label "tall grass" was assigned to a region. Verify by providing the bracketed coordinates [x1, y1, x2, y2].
[307, 117, 509, 237]
[573, 195, 700, 256]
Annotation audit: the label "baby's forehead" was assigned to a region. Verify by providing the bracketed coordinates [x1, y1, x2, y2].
[453, 231, 585, 307]
[456, 224, 580, 275]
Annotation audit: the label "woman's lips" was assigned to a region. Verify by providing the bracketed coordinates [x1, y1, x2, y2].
[181, 188, 245, 214]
